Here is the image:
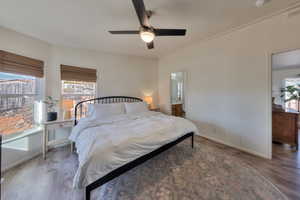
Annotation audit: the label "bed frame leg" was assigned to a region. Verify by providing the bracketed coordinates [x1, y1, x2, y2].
[86, 187, 91, 200]
[70, 142, 74, 153]
[191, 132, 194, 148]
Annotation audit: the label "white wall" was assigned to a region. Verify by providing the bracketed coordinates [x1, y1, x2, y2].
[158, 11, 300, 158]
[48, 45, 158, 105]
[0, 26, 158, 171]
[272, 67, 300, 105]
[0, 27, 51, 171]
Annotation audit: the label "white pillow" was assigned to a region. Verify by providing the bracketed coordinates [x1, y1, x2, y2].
[125, 102, 149, 114]
[87, 103, 125, 119]
[87, 103, 95, 117]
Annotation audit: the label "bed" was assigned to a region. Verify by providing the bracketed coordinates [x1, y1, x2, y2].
[70, 96, 198, 200]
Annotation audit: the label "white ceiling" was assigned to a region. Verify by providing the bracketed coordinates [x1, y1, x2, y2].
[0, 0, 299, 58]
[272, 49, 300, 70]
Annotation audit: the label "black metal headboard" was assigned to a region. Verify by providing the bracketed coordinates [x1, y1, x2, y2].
[74, 96, 143, 125]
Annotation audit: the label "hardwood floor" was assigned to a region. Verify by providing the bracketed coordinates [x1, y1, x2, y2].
[2, 136, 300, 200]
[204, 138, 300, 200]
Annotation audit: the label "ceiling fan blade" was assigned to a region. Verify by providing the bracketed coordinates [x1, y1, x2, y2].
[154, 29, 186, 36]
[109, 30, 139, 34]
[147, 41, 154, 49]
[132, 0, 150, 27]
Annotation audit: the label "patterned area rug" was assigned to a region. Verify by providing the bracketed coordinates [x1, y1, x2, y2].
[93, 139, 287, 200]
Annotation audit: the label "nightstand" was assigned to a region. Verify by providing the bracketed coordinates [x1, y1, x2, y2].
[150, 108, 160, 112]
[42, 119, 74, 159]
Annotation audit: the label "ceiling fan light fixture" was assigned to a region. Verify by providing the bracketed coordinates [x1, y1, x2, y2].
[140, 30, 155, 43]
[108, 0, 186, 49]
[256, 0, 270, 7]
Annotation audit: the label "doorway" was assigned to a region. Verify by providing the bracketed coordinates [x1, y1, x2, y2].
[271, 48, 300, 153]
[170, 72, 186, 117]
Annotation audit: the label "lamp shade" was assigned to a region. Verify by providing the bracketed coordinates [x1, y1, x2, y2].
[62, 100, 74, 119]
[144, 96, 153, 105]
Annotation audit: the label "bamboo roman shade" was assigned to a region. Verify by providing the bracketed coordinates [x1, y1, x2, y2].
[60, 64, 97, 82]
[0, 50, 44, 77]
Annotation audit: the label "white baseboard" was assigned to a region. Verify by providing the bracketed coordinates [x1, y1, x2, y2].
[2, 151, 42, 173]
[199, 134, 270, 159]
[2, 143, 70, 173]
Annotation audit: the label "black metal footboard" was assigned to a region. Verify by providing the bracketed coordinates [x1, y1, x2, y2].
[85, 132, 194, 200]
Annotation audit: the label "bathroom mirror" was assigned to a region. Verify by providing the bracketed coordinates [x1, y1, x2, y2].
[170, 72, 185, 117]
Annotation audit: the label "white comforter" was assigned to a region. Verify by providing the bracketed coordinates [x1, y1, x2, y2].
[69, 111, 198, 188]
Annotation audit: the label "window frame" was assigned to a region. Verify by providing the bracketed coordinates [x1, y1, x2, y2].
[0, 72, 45, 142]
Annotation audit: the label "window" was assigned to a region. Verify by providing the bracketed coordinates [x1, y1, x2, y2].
[60, 64, 97, 119]
[0, 72, 42, 140]
[61, 80, 96, 119]
[284, 78, 300, 112]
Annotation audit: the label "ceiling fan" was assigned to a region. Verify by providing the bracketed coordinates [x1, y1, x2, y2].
[109, 0, 187, 50]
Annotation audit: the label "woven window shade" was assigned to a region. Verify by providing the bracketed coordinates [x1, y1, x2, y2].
[0, 50, 44, 77]
[60, 64, 97, 82]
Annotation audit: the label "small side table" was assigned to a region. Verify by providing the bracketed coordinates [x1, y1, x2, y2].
[150, 108, 160, 112]
[42, 119, 74, 159]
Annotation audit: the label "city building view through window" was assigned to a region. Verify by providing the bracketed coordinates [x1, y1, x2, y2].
[0, 72, 40, 139]
[0, 74, 96, 139]
[61, 80, 96, 119]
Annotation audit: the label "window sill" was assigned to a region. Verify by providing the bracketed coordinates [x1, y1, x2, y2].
[2, 127, 43, 144]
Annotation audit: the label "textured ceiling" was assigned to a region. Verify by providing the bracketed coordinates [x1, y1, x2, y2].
[0, 0, 299, 58]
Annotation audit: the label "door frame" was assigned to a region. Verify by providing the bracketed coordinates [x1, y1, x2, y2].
[268, 47, 300, 159]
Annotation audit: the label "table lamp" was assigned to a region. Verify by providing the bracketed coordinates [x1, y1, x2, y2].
[144, 96, 153, 109]
[62, 100, 74, 119]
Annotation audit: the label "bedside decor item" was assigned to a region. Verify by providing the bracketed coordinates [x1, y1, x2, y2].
[144, 96, 153, 109]
[43, 96, 59, 121]
[47, 111, 57, 122]
[62, 99, 74, 119]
